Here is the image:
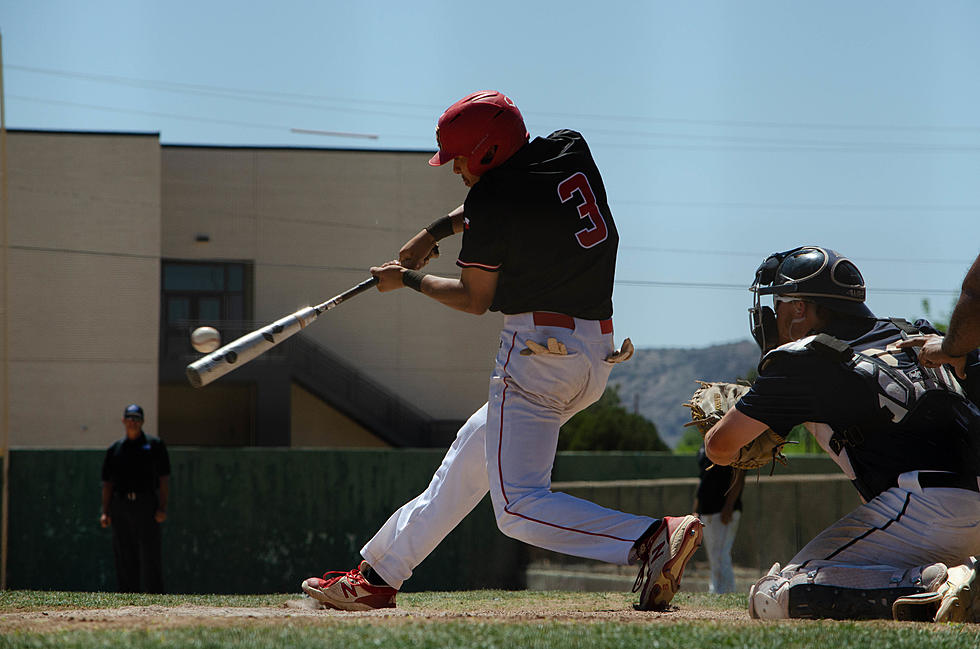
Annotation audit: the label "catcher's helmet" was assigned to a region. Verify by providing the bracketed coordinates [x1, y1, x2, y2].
[428, 90, 529, 176]
[749, 246, 873, 353]
[761, 247, 872, 318]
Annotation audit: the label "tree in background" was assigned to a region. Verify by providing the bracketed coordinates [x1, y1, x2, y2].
[674, 426, 706, 454]
[558, 386, 669, 451]
[920, 298, 953, 333]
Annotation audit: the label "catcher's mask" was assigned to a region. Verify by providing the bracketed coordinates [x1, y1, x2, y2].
[428, 90, 529, 176]
[749, 246, 873, 353]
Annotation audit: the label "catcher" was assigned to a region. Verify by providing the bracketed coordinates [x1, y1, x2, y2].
[702, 246, 980, 622]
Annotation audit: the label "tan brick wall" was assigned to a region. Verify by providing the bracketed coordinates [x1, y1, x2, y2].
[3, 132, 161, 447]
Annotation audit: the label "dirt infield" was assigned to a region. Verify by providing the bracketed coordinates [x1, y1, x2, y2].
[0, 596, 747, 632]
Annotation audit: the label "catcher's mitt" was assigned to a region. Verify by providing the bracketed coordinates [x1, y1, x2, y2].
[683, 380, 791, 471]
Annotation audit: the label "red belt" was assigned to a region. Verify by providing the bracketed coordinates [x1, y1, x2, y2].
[532, 312, 613, 334]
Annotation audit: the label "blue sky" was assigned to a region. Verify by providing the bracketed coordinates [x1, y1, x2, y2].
[3, 1, 978, 348]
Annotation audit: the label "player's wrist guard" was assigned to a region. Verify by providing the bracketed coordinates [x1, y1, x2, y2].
[403, 270, 427, 292]
[425, 215, 455, 241]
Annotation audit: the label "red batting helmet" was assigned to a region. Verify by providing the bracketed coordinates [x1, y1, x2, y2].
[428, 90, 529, 176]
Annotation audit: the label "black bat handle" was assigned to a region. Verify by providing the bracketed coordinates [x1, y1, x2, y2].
[317, 276, 379, 313]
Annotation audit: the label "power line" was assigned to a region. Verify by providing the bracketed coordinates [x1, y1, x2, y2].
[8, 65, 438, 120]
[17, 93, 980, 155]
[613, 279, 960, 296]
[10, 95, 378, 139]
[619, 245, 977, 266]
[613, 199, 980, 213]
[10, 245, 962, 295]
[12, 63, 980, 135]
[593, 138, 980, 154]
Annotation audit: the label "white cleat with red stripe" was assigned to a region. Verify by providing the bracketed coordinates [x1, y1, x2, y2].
[301, 562, 397, 611]
[632, 514, 704, 610]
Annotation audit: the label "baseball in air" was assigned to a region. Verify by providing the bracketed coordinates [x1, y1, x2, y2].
[191, 326, 221, 353]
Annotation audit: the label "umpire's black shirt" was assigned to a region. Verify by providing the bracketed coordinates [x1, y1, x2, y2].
[101, 433, 170, 493]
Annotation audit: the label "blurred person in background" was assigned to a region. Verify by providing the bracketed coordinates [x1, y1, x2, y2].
[100, 404, 170, 593]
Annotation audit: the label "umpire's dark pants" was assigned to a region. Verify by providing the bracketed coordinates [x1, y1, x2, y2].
[110, 492, 164, 593]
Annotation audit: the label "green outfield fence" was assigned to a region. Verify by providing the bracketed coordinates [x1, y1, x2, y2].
[3, 449, 853, 594]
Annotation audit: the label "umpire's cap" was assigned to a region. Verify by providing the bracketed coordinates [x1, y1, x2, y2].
[123, 404, 144, 420]
[766, 247, 874, 318]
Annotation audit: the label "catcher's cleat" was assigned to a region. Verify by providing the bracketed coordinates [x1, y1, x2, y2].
[748, 562, 783, 619]
[301, 561, 397, 611]
[632, 514, 703, 610]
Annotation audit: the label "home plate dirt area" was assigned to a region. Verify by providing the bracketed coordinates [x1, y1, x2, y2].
[0, 593, 747, 631]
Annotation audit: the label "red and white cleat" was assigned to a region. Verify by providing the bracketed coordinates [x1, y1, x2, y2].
[301, 562, 397, 611]
[632, 514, 704, 610]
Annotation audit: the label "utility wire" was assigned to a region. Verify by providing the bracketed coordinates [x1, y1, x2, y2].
[619, 245, 977, 266]
[614, 199, 980, 213]
[614, 279, 960, 296]
[11, 63, 980, 135]
[10, 244, 963, 295]
[10, 95, 377, 139]
[17, 94, 980, 154]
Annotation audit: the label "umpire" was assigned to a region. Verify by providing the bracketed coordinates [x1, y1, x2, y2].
[100, 404, 171, 593]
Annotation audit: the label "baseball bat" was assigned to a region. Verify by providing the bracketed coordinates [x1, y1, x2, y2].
[185, 276, 379, 388]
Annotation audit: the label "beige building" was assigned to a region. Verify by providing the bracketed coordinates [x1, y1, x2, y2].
[0, 129, 502, 449]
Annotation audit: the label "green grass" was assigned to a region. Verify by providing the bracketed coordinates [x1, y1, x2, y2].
[4, 621, 980, 649]
[0, 590, 294, 611]
[3, 590, 979, 649]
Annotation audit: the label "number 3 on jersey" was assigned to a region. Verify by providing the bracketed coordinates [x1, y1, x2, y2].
[557, 172, 608, 249]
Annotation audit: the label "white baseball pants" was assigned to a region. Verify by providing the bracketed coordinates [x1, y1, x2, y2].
[787, 472, 980, 570]
[700, 510, 741, 594]
[750, 471, 980, 618]
[361, 313, 656, 589]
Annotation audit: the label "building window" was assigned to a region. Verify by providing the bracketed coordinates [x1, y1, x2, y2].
[160, 260, 252, 358]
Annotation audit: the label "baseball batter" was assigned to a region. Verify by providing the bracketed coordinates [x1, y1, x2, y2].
[705, 246, 980, 622]
[301, 90, 702, 611]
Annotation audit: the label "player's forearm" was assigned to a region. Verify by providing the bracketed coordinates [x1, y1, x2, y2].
[157, 476, 169, 513]
[422, 206, 466, 241]
[448, 205, 465, 234]
[417, 275, 488, 314]
[101, 482, 113, 514]
[723, 471, 746, 507]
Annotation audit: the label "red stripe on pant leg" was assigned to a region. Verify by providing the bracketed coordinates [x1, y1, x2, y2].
[502, 506, 635, 542]
[498, 331, 518, 506]
[495, 330, 633, 543]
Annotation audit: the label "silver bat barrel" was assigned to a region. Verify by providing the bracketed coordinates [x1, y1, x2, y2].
[185, 306, 318, 388]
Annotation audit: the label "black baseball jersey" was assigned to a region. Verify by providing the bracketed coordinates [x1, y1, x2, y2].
[457, 130, 618, 320]
[736, 318, 980, 500]
[102, 432, 171, 493]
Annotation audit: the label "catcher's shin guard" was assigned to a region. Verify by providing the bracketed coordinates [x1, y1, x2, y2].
[750, 562, 946, 620]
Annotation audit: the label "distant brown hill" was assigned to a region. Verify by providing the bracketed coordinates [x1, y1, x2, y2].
[607, 340, 761, 449]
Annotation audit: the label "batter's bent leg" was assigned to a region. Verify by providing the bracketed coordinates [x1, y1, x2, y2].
[486, 382, 653, 565]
